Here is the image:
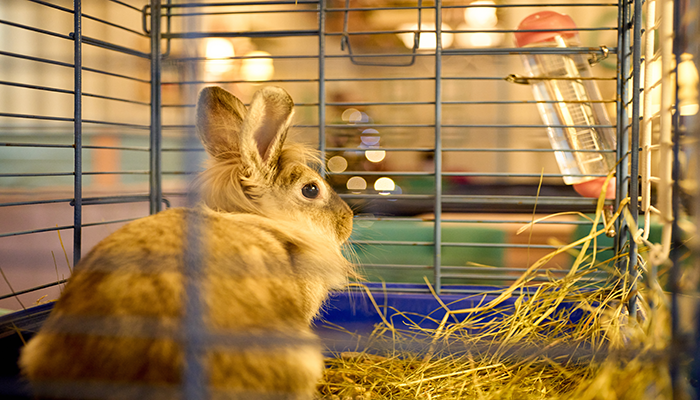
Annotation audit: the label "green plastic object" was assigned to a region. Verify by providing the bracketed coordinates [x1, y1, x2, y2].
[348, 220, 506, 286]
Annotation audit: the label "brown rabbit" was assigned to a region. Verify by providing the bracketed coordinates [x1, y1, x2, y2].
[19, 86, 355, 400]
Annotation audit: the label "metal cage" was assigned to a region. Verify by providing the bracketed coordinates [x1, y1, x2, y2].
[0, 0, 696, 398]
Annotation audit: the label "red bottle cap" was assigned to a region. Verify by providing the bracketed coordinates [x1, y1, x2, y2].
[573, 177, 616, 199]
[514, 11, 578, 47]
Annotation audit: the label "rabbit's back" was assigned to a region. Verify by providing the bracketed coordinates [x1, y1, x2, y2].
[19, 207, 336, 399]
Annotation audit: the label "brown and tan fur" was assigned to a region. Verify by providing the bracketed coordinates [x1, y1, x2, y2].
[19, 86, 355, 400]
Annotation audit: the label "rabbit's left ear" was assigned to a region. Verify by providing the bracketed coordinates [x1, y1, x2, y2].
[240, 87, 294, 178]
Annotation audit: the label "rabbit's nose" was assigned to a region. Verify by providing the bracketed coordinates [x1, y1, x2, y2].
[332, 196, 353, 243]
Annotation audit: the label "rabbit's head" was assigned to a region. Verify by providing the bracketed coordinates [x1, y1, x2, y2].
[195, 86, 353, 244]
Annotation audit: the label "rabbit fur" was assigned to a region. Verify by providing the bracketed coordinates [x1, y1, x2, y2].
[19, 86, 355, 400]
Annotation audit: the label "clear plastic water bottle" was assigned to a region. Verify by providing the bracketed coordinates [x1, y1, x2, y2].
[514, 11, 616, 199]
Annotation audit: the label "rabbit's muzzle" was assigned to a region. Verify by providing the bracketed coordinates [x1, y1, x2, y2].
[331, 193, 354, 243]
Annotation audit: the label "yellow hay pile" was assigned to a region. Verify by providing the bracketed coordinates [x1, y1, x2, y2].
[319, 198, 675, 399]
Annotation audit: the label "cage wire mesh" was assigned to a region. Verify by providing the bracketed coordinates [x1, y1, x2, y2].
[0, 0, 697, 398]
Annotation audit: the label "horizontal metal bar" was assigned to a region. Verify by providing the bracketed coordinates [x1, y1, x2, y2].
[0, 112, 72, 123]
[82, 67, 150, 84]
[440, 218, 596, 225]
[109, 0, 142, 12]
[333, 171, 432, 177]
[70, 195, 171, 208]
[327, 76, 434, 82]
[171, 122, 616, 131]
[0, 80, 71, 95]
[0, 81, 149, 106]
[326, 29, 617, 37]
[0, 49, 73, 68]
[0, 172, 72, 178]
[82, 119, 150, 130]
[335, 170, 609, 179]
[440, 171, 609, 178]
[161, 147, 204, 152]
[442, 2, 617, 8]
[326, 99, 615, 107]
[163, 99, 320, 108]
[165, 8, 318, 17]
[161, 1, 319, 8]
[320, 48, 618, 59]
[80, 13, 147, 37]
[0, 217, 139, 240]
[77, 35, 151, 59]
[83, 93, 150, 106]
[162, 30, 319, 39]
[329, 147, 615, 153]
[324, 123, 616, 129]
[328, 124, 434, 128]
[361, 264, 588, 275]
[167, 98, 616, 108]
[0, 223, 72, 239]
[441, 266, 607, 275]
[161, 171, 199, 176]
[325, 3, 616, 12]
[0, 50, 149, 84]
[81, 145, 149, 152]
[0, 170, 153, 178]
[340, 193, 608, 207]
[436, 274, 560, 282]
[352, 239, 432, 246]
[0, 279, 68, 302]
[340, 193, 434, 200]
[162, 78, 318, 85]
[82, 171, 150, 176]
[0, 18, 72, 41]
[351, 240, 608, 251]
[443, 99, 616, 105]
[1, 142, 72, 149]
[28, 0, 146, 37]
[328, 147, 433, 152]
[442, 194, 605, 206]
[162, 125, 194, 130]
[443, 123, 616, 129]
[0, 198, 73, 208]
[354, 216, 597, 225]
[164, 54, 318, 63]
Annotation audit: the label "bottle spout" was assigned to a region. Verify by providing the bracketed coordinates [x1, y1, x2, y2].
[573, 177, 616, 199]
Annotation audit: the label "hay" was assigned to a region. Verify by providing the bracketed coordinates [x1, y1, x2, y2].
[319, 196, 676, 399]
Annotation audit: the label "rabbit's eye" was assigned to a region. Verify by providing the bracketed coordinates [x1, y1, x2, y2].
[302, 183, 320, 199]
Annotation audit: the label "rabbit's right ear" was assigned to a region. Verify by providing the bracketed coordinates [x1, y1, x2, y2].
[196, 86, 248, 158]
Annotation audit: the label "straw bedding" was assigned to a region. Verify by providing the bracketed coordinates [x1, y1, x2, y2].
[319, 202, 677, 399]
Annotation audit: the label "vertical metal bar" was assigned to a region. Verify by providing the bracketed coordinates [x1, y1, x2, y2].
[669, 0, 683, 395]
[318, 0, 326, 174]
[433, 1, 443, 294]
[149, 0, 163, 214]
[183, 212, 207, 400]
[615, 0, 630, 284]
[73, 0, 83, 268]
[180, 2, 206, 399]
[626, 0, 643, 318]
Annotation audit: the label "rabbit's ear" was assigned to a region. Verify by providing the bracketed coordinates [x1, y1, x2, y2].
[196, 86, 248, 158]
[240, 87, 294, 176]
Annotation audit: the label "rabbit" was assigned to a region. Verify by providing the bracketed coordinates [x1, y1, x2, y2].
[19, 86, 355, 400]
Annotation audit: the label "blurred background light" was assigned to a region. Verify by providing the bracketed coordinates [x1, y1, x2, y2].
[347, 176, 367, 191]
[240, 51, 274, 81]
[327, 156, 348, 173]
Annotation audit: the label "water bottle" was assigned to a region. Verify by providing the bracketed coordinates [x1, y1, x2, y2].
[514, 11, 616, 199]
